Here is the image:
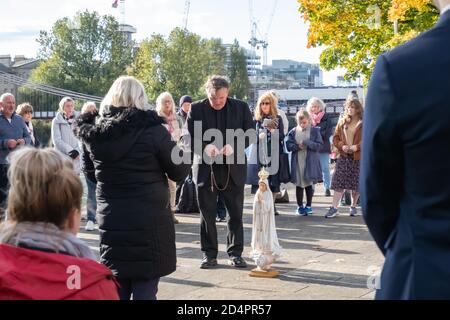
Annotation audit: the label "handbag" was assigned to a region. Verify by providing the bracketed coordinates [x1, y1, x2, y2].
[275, 188, 290, 203]
[176, 173, 199, 213]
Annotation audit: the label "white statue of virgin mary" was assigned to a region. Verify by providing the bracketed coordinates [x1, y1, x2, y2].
[250, 168, 282, 273]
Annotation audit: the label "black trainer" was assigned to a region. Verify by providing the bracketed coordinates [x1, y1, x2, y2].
[229, 256, 247, 268]
[200, 257, 218, 269]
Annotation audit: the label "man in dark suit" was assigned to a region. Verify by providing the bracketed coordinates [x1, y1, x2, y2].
[186, 75, 254, 269]
[361, 1, 450, 299]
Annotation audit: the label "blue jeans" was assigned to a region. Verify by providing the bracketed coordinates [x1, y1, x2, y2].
[217, 192, 226, 219]
[319, 153, 331, 190]
[85, 177, 97, 223]
[117, 278, 160, 300]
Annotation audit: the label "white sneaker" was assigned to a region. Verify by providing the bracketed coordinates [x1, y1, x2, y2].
[85, 220, 95, 231]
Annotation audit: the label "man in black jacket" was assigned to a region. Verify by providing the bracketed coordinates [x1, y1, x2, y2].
[186, 75, 254, 269]
[361, 0, 450, 299]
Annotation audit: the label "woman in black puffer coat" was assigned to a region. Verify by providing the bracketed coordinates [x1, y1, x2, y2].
[74, 76, 190, 300]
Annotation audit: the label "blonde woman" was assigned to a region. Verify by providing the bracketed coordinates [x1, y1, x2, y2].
[247, 91, 285, 215]
[0, 148, 118, 299]
[156, 92, 183, 224]
[75, 76, 189, 300]
[325, 98, 363, 218]
[51, 97, 81, 173]
[16, 102, 40, 147]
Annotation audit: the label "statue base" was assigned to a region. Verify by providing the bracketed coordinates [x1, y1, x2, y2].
[249, 268, 279, 278]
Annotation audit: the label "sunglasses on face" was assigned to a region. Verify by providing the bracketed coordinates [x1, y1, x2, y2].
[260, 102, 271, 106]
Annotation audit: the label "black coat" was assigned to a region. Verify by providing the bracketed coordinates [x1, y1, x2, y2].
[361, 11, 450, 299]
[246, 115, 285, 186]
[75, 107, 190, 280]
[315, 112, 333, 154]
[186, 98, 254, 186]
[75, 112, 97, 183]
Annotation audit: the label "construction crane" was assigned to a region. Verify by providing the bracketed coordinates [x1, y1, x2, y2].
[248, 0, 278, 68]
[262, 0, 278, 66]
[182, 0, 191, 31]
[112, 0, 126, 25]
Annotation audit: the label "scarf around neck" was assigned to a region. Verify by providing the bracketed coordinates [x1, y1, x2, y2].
[0, 221, 96, 260]
[310, 111, 325, 127]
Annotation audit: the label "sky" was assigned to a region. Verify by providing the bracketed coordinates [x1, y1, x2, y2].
[0, 0, 345, 85]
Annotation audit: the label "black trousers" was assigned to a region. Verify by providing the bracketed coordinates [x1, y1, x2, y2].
[175, 169, 192, 206]
[0, 165, 9, 215]
[197, 165, 244, 259]
[117, 277, 160, 300]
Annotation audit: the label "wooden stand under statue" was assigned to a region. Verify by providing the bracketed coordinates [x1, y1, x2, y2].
[249, 168, 282, 278]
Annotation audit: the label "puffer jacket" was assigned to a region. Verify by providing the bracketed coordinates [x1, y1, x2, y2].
[74, 107, 190, 280]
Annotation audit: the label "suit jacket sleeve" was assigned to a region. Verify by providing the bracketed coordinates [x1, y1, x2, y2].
[186, 103, 208, 156]
[243, 102, 254, 149]
[361, 54, 403, 255]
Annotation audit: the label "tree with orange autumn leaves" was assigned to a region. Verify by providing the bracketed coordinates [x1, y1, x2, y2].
[297, 0, 439, 83]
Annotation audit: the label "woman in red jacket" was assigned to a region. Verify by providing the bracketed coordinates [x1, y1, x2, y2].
[0, 148, 119, 300]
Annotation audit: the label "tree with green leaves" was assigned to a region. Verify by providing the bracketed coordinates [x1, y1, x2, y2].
[130, 28, 228, 103]
[297, 0, 439, 82]
[33, 10, 134, 96]
[228, 40, 251, 100]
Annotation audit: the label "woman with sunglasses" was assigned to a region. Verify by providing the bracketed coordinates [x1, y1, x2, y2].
[247, 91, 285, 215]
[16, 103, 40, 148]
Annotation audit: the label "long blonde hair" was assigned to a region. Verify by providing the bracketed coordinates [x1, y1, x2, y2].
[6, 148, 83, 229]
[254, 91, 278, 121]
[155, 92, 176, 117]
[100, 76, 150, 115]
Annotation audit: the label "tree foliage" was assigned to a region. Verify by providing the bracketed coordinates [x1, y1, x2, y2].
[130, 28, 250, 103]
[228, 40, 251, 100]
[297, 0, 439, 82]
[33, 10, 134, 96]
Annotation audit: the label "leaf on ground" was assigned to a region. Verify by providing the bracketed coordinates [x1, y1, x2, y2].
[307, 259, 320, 264]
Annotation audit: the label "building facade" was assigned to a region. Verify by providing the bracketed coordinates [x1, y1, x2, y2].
[0, 55, 39, 96]
[256, 60, 323, 89]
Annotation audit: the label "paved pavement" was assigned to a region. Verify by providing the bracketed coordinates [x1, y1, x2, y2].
[78, 183, 384, 300]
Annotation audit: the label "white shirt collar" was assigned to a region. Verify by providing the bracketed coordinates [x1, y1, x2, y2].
[441, 4, 450, 15]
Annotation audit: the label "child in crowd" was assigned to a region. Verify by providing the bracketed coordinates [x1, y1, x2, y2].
[286, 109, 323, 216]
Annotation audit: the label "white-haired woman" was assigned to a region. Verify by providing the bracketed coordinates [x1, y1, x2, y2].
[74, 76, 190, 300]
[307, 97, 333, 197]
[51, 97, 81, 173]
[156, 92, 183, 224]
